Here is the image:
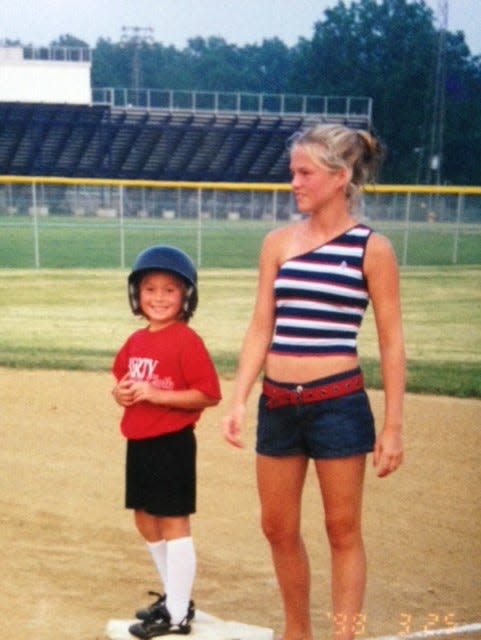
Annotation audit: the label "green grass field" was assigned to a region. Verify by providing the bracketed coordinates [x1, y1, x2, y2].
[1, 216, 481, 268]
[1, 266, 480, 398]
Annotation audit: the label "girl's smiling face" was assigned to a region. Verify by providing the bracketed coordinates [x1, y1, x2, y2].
[138, 271, 185, 330]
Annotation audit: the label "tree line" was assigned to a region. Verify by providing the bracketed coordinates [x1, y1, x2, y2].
[10, 0, 481, 184]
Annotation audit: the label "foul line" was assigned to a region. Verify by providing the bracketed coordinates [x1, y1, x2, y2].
[369, 623, 481, 639]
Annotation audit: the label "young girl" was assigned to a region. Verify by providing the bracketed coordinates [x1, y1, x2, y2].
[223, 124, 405, 640]
[112, 245, 221, 638]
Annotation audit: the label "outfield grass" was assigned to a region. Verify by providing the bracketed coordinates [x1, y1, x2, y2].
[1, 216, 481, 268]
[0, 266, 480, 398]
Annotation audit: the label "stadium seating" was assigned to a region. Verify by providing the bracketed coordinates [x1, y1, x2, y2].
[0, 101, 370, 182]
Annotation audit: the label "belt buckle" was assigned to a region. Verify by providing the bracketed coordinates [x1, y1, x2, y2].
[295, 384, 304, 405]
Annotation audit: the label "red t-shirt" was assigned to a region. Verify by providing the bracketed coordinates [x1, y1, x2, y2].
[112, 322, 221, 440]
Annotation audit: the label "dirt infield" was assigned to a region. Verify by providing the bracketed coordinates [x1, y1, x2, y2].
[1, 368, 480, 640]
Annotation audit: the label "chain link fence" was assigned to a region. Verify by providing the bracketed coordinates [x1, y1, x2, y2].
[0, 177, 480, 268]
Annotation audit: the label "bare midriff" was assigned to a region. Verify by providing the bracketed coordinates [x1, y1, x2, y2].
[265, 353, 361, 383]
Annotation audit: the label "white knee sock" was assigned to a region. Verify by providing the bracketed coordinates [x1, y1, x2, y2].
[146, 540, 167, 590]
[165, 537, 196, 624]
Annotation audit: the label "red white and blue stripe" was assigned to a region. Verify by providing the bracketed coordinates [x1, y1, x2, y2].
[270, 224, 372, 356]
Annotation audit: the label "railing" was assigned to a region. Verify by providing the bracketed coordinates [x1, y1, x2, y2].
[0, 176, 480, 269]
[0, 44, 91, 62]
[91, 88, 372, 123]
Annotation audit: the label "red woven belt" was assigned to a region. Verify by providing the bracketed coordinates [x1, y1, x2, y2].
[262, 372, 364, 409]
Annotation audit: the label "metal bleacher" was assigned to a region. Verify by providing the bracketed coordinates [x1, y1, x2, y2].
[0, 90, 372, 182]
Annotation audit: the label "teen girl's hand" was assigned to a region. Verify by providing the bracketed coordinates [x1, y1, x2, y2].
[222, 404, 246, 448]
[373, 427, 403, 477]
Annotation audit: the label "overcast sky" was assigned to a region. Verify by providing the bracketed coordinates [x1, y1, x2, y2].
[1, 0, 480, 56]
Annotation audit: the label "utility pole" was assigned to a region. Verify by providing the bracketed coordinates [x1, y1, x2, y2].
[426, 0, 448, 185]
[121, 26, 154, 105]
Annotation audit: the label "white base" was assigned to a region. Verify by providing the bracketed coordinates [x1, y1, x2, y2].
[105, 610, 274, 640]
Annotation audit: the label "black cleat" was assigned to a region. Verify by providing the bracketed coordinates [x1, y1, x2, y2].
[135, 591, 195, 623]
[129, 616, 191, 638]
[135, 592, 166, 621]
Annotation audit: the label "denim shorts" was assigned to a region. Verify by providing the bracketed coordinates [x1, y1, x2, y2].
[256, 375, 375, 460]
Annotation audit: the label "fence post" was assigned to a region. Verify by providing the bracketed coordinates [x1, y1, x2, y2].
[452, 193, 463, 265]
[197, 187, 202, 268]
[119, 184, 125, 268]
[402, 191, 411, 267]
[31, 181, 40, 268]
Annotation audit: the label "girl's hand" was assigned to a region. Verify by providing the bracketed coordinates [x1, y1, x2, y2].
[112, 373, 135, 407]
[129, 380, 157, 404]
[222, 405, 246, 448]
[373, 427, 403, 478]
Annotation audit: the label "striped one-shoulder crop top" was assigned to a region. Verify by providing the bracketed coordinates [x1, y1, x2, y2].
[269, 224, 373, 357]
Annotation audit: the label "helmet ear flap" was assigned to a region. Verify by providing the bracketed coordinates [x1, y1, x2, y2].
[183, 286, 194, 314]
[128, 279, 141, 314]
[182, 285, 198, 321]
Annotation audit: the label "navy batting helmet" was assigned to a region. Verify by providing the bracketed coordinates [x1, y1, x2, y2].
[128, 245, 198, 321]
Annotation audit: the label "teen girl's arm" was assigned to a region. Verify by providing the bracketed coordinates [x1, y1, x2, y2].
[364, 233, 406, 478]
[221, 230, 280, 448]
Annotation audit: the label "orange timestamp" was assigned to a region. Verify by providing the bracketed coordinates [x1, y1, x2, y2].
[327, 611, 457, 636]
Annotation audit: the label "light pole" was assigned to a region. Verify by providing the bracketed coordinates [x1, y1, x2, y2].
[426, 0, 448, 185]
[121, 26, 154, 106]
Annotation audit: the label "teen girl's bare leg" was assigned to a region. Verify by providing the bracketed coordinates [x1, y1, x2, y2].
[257, 454, 313, 640]
[315, 455, 367, 640]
